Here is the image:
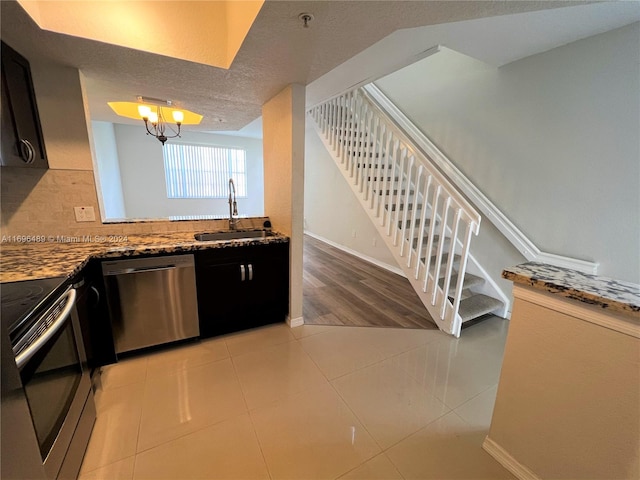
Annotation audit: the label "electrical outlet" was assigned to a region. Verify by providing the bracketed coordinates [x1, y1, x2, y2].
[352, 229, 357, 238]
[372, 237, 377, 247]
[74, 206, 96, 222]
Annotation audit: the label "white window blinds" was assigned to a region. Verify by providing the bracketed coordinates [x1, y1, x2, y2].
[163, 144, 247, 198]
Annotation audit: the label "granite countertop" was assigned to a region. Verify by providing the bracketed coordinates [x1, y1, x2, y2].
[503, 262, 640, 317]
[0, 230, 289, 283]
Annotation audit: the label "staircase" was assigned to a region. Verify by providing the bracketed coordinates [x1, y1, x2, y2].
[308, 87, 503, 337]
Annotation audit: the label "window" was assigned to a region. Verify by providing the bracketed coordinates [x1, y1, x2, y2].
[163, 143, 247, 198]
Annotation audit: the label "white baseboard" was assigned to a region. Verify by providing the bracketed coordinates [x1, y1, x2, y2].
[482, 436, 540, 480]
[287, 315, 304, 328]
[304, 230, 406, 278]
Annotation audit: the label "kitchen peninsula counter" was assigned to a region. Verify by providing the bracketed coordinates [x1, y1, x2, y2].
[484, 262, 639, 479]
[0, 231, 289, 283]
[502, 261, 640, 317]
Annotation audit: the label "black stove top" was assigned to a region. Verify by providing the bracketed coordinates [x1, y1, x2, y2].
[1, 277, 68, 338]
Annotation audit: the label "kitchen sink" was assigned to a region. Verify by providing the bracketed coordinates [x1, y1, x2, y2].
[194, 230, 273, 241]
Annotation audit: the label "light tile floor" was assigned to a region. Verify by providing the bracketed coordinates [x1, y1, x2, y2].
[79, 318, 514, 480]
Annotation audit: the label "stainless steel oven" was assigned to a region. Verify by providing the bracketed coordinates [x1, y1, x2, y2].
[1, 278, 96, 480]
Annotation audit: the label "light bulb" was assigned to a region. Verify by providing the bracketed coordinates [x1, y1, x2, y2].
[148, 111, 158, 124]
[172, 110, 184, 123]
[138, 105, 151, 119]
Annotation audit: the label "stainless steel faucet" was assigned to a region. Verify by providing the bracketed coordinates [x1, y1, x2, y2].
[228, 178, 238, 229]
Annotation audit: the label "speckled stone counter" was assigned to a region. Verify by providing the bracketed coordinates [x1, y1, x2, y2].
[0, 230, 289, 283]
[502, 262, 640, 317]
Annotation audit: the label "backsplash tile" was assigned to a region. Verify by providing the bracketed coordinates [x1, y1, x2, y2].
[1, 168, 100, 237]
[1, 167, 267, 239]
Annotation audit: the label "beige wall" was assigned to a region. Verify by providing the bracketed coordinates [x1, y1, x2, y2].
[30, 61, 94, 171]
[262, 84, 305, 325]
[486, 286, 639, 479]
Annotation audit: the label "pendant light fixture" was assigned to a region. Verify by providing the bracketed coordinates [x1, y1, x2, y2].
[108, 97, 203, 146]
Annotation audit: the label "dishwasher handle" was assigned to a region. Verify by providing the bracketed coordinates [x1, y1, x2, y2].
[104, 265, 177, 276]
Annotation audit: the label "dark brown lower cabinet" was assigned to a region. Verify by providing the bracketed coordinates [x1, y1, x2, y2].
[195, 242, 290, 338]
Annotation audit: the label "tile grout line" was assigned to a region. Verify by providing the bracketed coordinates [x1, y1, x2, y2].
[127, 343, 244, 458]
[133, 411, 251, 457]
[245, 409, 274, 480]
[130, 357, 151, 478]
[306, 332, 442, 383]
[327, 354, 455, 459]
[295, 335, 384, 478]
[295, 327, 458, 470]
[452, 382, 499, 413]
[228, 338, 274, 480]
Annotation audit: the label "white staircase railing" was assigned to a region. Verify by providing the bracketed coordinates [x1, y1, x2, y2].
[309, 88, 482, 337]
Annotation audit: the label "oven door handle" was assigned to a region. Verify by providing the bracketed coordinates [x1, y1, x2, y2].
[15, 289, 77, 369]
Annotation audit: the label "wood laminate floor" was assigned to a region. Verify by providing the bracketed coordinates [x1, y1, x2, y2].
[303, 235, 437, 329]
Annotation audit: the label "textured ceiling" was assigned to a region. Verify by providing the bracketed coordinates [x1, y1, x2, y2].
[0, 0, 628, 132]
[16, 0, 264, 68]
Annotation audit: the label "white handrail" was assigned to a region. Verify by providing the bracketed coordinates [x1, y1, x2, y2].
[308, 87, 482, 336]
[362, 83, 599, 275]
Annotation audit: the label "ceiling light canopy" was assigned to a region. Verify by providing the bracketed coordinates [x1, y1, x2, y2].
[108, 100, 203, 146]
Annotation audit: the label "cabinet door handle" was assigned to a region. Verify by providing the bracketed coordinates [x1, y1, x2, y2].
[248, 264, 253, 281]
[18, 139, 35, 164]
[240, 264, 246, 282]
[90, 286, 100, 306]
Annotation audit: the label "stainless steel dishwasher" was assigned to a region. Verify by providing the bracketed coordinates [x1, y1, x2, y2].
[102, 254, 200, 354]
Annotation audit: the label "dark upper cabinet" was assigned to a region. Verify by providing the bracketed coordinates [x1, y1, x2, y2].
[1, 41, 48, 168]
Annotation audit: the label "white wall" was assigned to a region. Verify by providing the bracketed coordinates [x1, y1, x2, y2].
[304, 120, 398, 271]
[113, 124, 264, 219]
[374, 23, 640, 283]
[91, 121, 126, 219]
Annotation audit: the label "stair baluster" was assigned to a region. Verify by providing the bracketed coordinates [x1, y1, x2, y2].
[308, 87, 502, 337]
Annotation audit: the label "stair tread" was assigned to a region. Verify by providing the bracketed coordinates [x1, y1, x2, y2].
[459, 294, 503, 322]
[439, 272, 484, 290]
[414, 233, 446, 249]
[357, 164, 392, 169]
[346, 151, 379, 156]
[377, 189, 413, 196]
[391, 203, 422, 212]
[398, 217, 433, 229]
[425, 252, 460, 263]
